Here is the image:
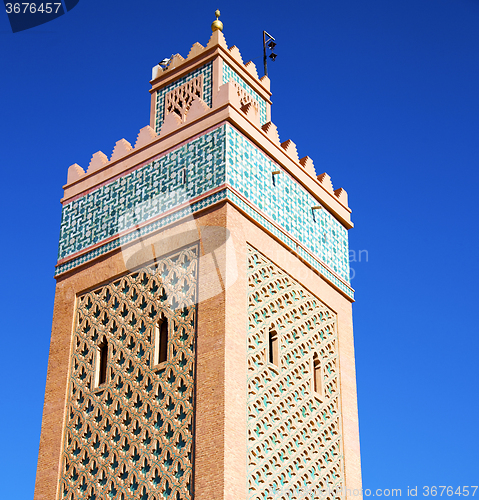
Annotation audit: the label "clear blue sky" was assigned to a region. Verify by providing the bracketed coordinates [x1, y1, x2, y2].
[1, 0, 478, 497]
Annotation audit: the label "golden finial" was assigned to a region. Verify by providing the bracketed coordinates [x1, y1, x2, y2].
[211, 9, 223, 32]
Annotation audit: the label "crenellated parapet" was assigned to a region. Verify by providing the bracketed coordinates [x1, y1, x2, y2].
[65, 27, 350, 209]
[65, 125, 159, 187]
[65, 76, 349, 215]
[59, 28, 353, 299]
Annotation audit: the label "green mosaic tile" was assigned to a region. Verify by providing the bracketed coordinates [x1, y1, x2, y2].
[228, 190, 353, 298]
[57, 124, 352, 294]
[58, 126, 226, 263]
[55, 190, 227, 276]
[225, 126, 350, 284]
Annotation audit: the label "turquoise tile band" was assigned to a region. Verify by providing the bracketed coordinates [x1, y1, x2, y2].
[57, 124, 352, 297]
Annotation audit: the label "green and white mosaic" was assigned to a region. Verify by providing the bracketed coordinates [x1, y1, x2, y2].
[57, 124, 351, 294]
[225, 126, 350, 284]
[58, 126, 226, 262]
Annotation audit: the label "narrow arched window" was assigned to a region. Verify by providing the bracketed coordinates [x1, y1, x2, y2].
[268, 328, 278, 366]
[96, 338, 108, 387]
[313, 352, 322, 395]
[154, 317, 169, 366]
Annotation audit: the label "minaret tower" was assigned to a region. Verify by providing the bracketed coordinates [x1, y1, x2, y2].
[34, 12, 362, 500]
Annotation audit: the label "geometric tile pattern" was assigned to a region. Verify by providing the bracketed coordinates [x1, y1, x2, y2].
[59, 245, 198, 500]
[247, 247, 344, 500]
[222, 62, 267, 125]
[228, 190, 353, 299]
[155, 63, 212, 134]
[54, 190, 227, 277]
[226, 127, 350, 283]
[57, 124, 351, 292]
[57, 126, 226, 262]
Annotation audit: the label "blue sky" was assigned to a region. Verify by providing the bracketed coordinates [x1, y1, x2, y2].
[1, 0, 478, 497]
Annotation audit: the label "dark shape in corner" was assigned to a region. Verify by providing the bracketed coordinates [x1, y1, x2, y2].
[4, 0, 79, 33]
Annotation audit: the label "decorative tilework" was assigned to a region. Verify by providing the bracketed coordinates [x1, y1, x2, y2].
[56, 124, 352, 296]
[228, 190, 353, 299]
[222, 62, 267, 125]
[247, 247, 344, 500]
[55, 190, 227, 277]
[225, 126, 350, 284]
[59, 245, 198, 500]
[155, 63, 212, 134]
[58, 126, 226, 262]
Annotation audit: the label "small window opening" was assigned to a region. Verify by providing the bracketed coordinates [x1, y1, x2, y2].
[313, 353, 322, 395]
[268, 328, 279, 366]
[96, 339, 108, 387]
[154, 317, 169, 366]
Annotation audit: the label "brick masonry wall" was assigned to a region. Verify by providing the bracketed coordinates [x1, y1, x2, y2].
[226, 205, 362, 499]
[34, 200, 361, 500]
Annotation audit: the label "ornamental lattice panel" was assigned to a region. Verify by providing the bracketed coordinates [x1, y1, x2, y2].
[59, 245, 198, 500]
[164, 75, 203, 121]
[247, 246, 344, 500]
